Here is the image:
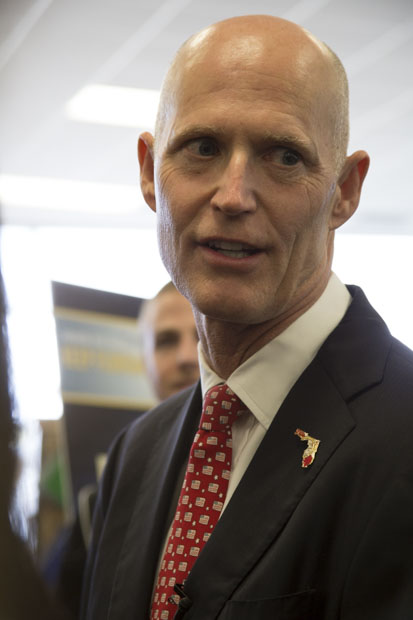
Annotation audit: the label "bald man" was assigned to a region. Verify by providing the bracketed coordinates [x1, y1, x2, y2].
[81, 16, 413, 620]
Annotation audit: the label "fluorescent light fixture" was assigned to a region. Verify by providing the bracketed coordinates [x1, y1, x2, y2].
[65, 84, 160, 129]
[0, 174, 141, 213]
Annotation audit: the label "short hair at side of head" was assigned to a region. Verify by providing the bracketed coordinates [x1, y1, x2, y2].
[322, 43, 349, 173]
[153, 49, 185, 152]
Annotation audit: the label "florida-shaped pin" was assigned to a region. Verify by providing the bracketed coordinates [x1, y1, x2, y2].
[294, 428, 320, 468]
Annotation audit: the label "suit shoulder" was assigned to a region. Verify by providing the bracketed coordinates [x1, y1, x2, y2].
[94, 383, 200, 519]
[388, 335, 413, 370]
[125, 383, 200, 443]
[104, 383, 201, 483]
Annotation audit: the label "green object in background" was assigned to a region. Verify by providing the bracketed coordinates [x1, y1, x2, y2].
[40, 456, 65, 507]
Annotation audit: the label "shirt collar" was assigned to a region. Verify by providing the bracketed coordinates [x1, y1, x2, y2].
[198, 273, 351, 430]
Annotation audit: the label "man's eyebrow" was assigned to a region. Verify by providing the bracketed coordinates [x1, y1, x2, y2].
[167, 125, 224, 148]
[156, 328, 180, 335]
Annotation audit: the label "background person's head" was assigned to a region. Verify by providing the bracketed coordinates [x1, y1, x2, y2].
[139, 282, 199, 401]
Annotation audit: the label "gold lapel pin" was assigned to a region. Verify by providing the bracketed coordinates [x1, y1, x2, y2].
[294, 428, 320, 468]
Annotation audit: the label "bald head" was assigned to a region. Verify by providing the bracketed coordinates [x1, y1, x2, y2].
[155, 15, 349, 172]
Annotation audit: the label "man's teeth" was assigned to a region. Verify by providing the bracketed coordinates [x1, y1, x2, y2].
[209, 241, 244, 251]
[219, 249, 250, 258]
[207, 240, 255, 258]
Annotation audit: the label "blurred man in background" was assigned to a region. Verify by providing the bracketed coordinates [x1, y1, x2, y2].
[140, 281, 199, 401]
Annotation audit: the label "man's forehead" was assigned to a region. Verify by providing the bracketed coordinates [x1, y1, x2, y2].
[153, 292, 192, 323]
[162, 53, 327, 159]
[166, 23, 332, 117]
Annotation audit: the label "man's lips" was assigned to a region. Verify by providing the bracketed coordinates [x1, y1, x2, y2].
[200, 238, 261, 259]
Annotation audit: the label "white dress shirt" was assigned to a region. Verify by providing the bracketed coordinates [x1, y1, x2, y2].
[198, 272, 351, 511]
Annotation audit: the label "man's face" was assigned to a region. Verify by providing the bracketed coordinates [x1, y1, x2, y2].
[143, 290, 199, 400]
[141, 26, 363, 328]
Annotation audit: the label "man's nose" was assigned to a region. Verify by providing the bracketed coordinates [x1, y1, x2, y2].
[210, 152, 257, 215]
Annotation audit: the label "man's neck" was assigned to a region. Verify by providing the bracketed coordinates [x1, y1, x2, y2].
[195, 281, 330, 379]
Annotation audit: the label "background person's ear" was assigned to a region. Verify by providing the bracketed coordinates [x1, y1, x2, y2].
[138, 132, 156, 212]
[330, 151, 370, 230]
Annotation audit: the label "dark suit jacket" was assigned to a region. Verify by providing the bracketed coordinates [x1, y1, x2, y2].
[81, 287, 413, 620]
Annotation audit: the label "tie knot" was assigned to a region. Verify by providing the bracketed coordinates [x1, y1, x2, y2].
[200, 384, 248, 431]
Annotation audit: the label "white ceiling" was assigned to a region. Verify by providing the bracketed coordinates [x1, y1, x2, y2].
[1, 0, 413, 233]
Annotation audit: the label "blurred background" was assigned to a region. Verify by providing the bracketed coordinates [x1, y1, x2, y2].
[1, 0, 413, 562]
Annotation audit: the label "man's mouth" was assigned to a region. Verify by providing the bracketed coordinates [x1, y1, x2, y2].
[206, 240, 259, 259]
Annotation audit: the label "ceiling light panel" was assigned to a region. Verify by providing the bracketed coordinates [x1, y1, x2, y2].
[65, 84, 160, 129]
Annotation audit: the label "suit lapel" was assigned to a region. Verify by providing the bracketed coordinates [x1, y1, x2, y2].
[181, 287, 392, 619]
[108, 384, 203, 619]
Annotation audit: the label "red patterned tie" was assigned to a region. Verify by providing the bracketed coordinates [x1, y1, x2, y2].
[151, 384, 248, 620]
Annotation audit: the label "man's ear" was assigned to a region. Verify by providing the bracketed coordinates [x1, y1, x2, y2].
[138, 132, 156, 212]
[330, 150, 370, 230]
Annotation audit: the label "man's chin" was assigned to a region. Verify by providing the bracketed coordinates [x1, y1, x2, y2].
[197, 301, 270, 326]
[187, 284, 269, 325]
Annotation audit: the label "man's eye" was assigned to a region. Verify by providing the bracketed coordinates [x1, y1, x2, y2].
[281, 149, 301, 166]
[265, 147, 302, 166]
[186, 138, 219, 157]
[155, 331, 179, 349]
